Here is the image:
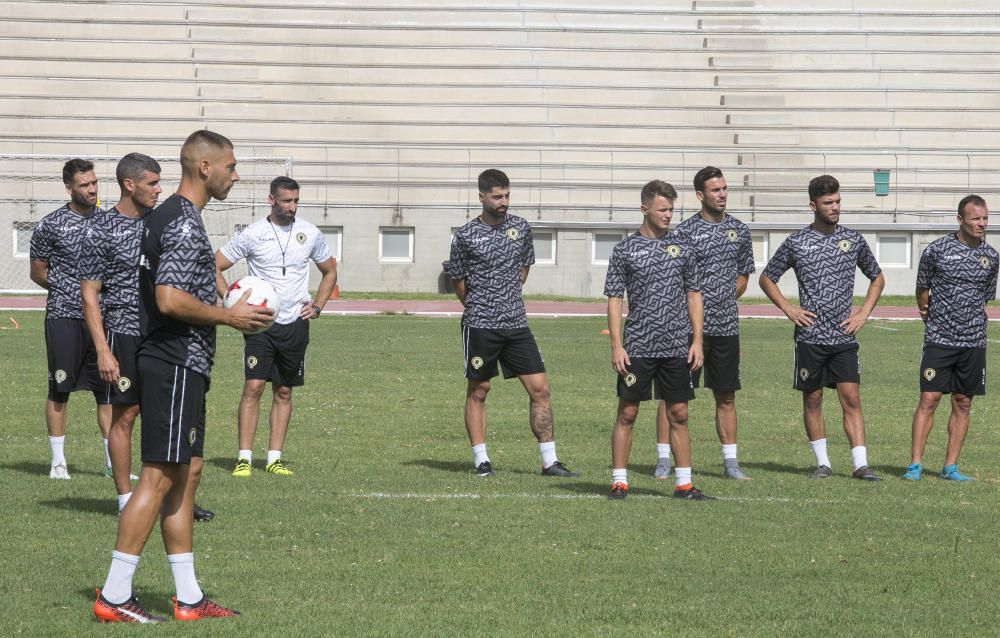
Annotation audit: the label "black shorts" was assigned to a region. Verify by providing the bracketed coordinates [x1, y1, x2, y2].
[617, 357, 696, 404]
[919, 344, 986, 396]
[244, 319, 309, 387]
[692, 334, 741, 392]
[44, 317, 107, 402]
[793, 342, 861, 391]
[462, 326, 545, 380]
[138, 356, 206, 464]
[101, 331, 140, 406]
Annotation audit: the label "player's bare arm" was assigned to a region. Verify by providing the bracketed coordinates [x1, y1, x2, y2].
[213, 250, 234, 300]
[915, 287, 930, 322]
[520, 265, 530, 285]
[735, 273, 749, 299]
[156, 284, 272, 331]
[29, 259, 49, 289]
[759, 273, 816, 327]
[839, 272, 884, 336]
[452, 278, 467, 306]
[81, 278, 120, 383]
[606, 296, 630, 375]
[302, 256, 338, 320]
[686, 290, 705, 371]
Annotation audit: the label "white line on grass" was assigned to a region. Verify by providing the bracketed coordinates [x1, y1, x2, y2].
[350, 491, 826, 504]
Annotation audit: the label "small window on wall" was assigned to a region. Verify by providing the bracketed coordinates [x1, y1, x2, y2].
[751, 233, 768, 266]
[321, 226, 342, 261]
[593, 232, 625, 264]
[877, 232, 910, 267]
[533, 230, 556, 264]
[379, 227, 413, 262]
[13, 221, 35, 257]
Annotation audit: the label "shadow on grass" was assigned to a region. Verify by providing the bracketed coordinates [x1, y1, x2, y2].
[739, 460, 811, 477]
[41, 496, 116, 516]
[1, 460, 105, 478]
[403, 458, 474, 474]
[205, 456, 240, 472]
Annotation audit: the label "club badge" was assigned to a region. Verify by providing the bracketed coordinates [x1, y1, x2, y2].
[296, 232, 307, 245]
[117, 377, 132, 393]
[55, 369, 67, 383]
[666, 244, 681, 258]
[189, 429, 197, 446]
[471, 356, 484, 370]
[798, 368, 809, 381]
[923, 368, 936, 381]
[247, 356, 258, 369]
[838, 239, 851, 252]
[506, 228, 519, 241]
[624, 372, 637, 387]
[980, 256, 991, 269]
[726, 230, 738, 242]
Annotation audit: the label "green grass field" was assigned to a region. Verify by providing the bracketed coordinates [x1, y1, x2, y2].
[3, 311, 1000, 636]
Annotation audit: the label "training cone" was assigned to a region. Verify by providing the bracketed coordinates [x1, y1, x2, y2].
[601, 329, 610, 335]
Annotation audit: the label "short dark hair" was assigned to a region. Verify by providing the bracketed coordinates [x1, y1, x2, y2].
[62, 158, 94, 185]
[478, 169, 509, 193]
[270, 175, 300, 196]
[641, 180, 677, 206]
[693, 166, 724, 193]
[183, 129, 233, 150]
[808, 175, 840, 201]
[958, 194, 987, 217]
[115, 153, 161, 189]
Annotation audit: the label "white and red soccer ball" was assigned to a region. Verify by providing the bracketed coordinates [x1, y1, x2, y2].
[223, 276, 280, 334]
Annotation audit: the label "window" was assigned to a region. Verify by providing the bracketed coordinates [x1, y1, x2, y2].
[592, 232, 625, 264]
[321, 226, 342, 261]
[13, 221, 35, 257]
[533, 230, 556, 264]
[877, 232, 910, 267]
[751, 233, 768, 266]
[379, 227, 413, 262]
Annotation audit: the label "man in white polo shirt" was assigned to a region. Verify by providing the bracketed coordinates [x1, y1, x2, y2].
[215, 176, 338, 476]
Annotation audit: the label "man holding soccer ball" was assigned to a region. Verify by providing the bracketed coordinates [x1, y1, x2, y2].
[215, 176, 338, 477]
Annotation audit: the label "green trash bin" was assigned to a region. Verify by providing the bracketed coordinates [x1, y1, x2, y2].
[873, 169, 890, 196]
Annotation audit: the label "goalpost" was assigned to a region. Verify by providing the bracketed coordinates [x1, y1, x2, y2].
[0, 153, 292, 294]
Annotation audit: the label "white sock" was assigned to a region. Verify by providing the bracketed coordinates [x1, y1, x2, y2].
[238, 449, 252, 464]
[539, 441, 558, 468]
[612, 468, 628, 485]
[102, 550, 140, 604]
[675, 466, 692, 488]
[117, 492, 132, 513]
[721, 443, 738, 461]
[267, 450, 282, 466]
[810, 438, 831, 468]
[851, 446, 868, 471]
[657, 443, 671, 460]
[49, 435, 66, 466]
[167, 553, 204, 605]
[103, 437, 112, 468]
[471, 443, 489, 466]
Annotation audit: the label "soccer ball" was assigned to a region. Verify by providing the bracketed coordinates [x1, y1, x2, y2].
[223, 276, 280, 335]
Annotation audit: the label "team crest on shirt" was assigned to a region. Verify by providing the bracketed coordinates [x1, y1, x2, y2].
[980, 256, 991, 269]
[189, 429, 197, 446]
[923, 368, 936, 381]
[666, 244, 681, 258]
[247, 356, 258, 369]
[798, 367, 809, 381]
[726, 230, 738, 242]
[506, 228, 519, 241]
[470, 356, 484, 370]
[624, 372, 637, 387]
[54, 369, 67, 384]
[117, 377, 132, 393]
[838, 240, 851, 252]
[296, 232, 307, 245]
